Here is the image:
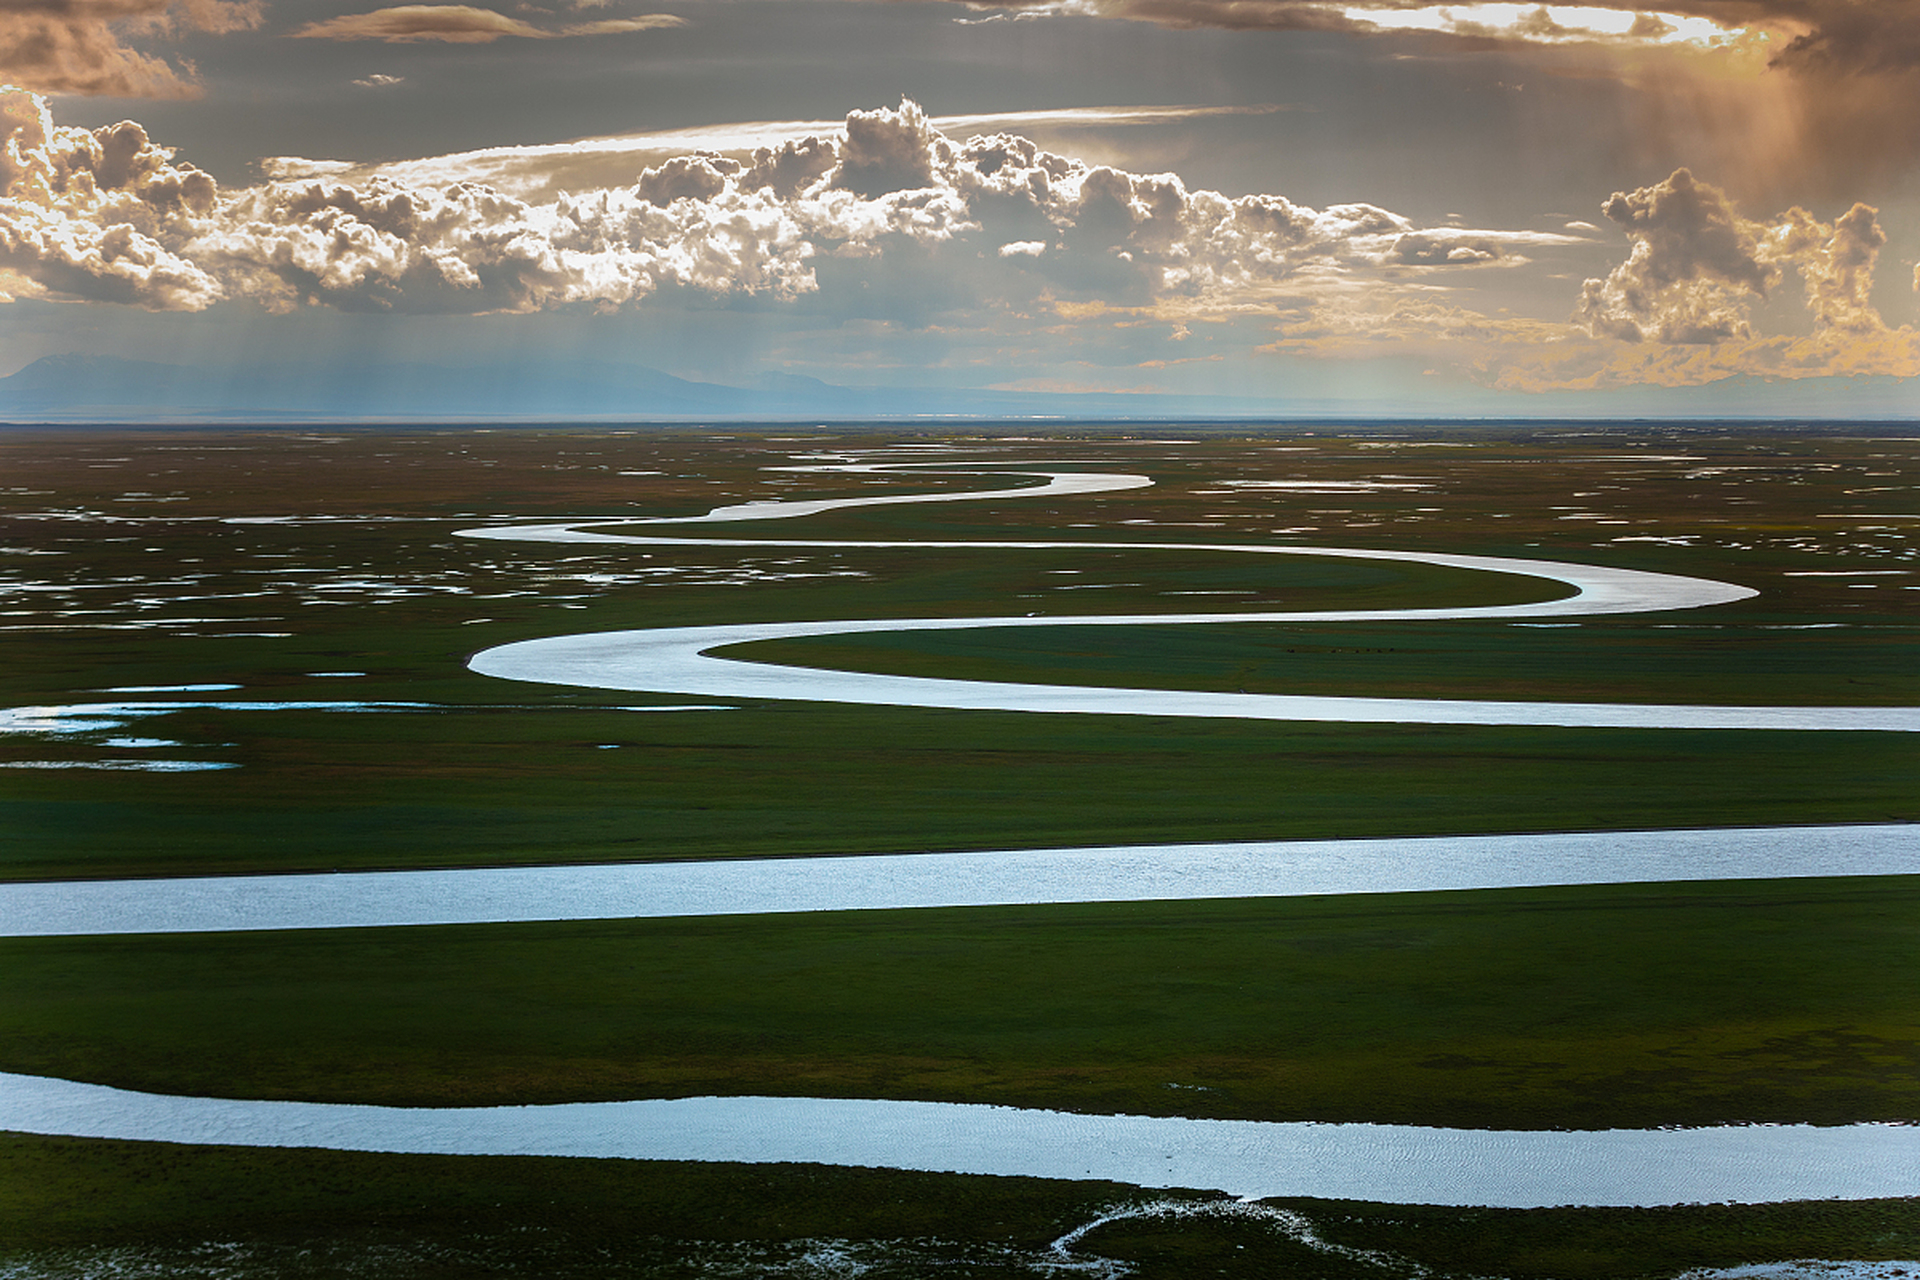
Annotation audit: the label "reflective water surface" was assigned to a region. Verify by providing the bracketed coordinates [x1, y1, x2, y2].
[1, 1072, 1912, 1209]
[5, 824, 1915, 938]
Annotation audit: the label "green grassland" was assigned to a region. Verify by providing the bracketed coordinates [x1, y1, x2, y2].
[3, 1132, 1917, 1279]
[6, 709, 1917, 881]
[2, 423, 1917, 1275]
[4, 877, 1917, 1129]
[725, 615, 1920, 706]
[2, 427, 1917, 880]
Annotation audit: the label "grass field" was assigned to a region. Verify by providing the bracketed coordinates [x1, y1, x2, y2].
[4, 877, 1918, 1129]
[7, 709, 1918, 880]
[2, 422, 1916, 1276]
[731, 615, 1920, 706]
[5, 1132, 1919, 1279]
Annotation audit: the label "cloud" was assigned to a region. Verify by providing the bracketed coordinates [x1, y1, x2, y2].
[273, 104, 1299, 205]
[1260, 164, 1920, 389]
[257, 157, 361, 179]
[1763, 0, 1920, 77]
[933, 103, 1298, 130]
[922, 0, 1914, 78]
[0, 0, 261, 98]
[0, 90, 222, 306]
[1751, 5, 1920, 190]
[352, 73, 407, 88]
[2, 90, 1552, 318]
[287, 4, 684, 42]
[559, 15, 684, 33]
[1764, 199, 1887, 335]
[836, 100, 945, 198]
[1266, 289, 1920, 391]
[1477, 326, 1920, 391]
[915, 0, 1920, 187]
[919, 0, 1760, 47]
[1577, 168, 1772, 344]
[1260, 297, 1574, 361]
[1577, 167, 1902, 345]
[1, 89, 1908, 391]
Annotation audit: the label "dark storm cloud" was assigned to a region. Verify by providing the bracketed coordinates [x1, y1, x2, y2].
[904, 0, 1920, 183]
[1763, 0, 1920, 75]
[921, 0, 1920, 71]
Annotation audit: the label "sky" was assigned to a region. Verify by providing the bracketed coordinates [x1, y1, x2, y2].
[2, 0, 1919, 416]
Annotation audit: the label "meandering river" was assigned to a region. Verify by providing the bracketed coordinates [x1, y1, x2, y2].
[460, 464, 1918, 731]
[7, 459, 1916, 1207]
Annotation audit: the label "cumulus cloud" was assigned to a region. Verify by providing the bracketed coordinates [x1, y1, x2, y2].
[0, 91, 222, 306]
[0, 0, 261, 98]
[2, 89, 1906, 389]
[1577, 168, 1771, 344]
[288, 5, 684, 41]
[269, 105, 1299, 207]
[1261, 163, 1920, 389]
[1763, 199, 1887, 335]
[1577, 167, 1902, 346]
[0, 89, 1564, 318]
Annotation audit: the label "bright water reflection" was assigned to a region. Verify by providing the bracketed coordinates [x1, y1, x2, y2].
[4, 824, 1917, 938]
[0, 1072, 1912, 1209]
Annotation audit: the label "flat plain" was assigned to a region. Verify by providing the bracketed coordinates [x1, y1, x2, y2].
[1, 422, 1916, 1278]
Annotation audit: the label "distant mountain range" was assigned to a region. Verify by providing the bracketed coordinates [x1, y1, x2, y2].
[0, 353, 1914, 423]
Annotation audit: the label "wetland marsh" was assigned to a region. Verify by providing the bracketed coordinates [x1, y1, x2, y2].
[1, 423, 1916, 1277]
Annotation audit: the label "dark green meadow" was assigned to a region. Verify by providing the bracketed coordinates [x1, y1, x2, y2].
[4, 1131, 1918, 1279]
[733, 614, 1920, 707]
[2, 424, 1917, 1275]
[7, 708, 1918, 880]
[4, 877, 1918, 1129]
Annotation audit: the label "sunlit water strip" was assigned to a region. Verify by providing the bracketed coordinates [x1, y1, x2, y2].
[4, 825, 1914, 938]
[0, 1072, 1911, 1208]
[469, 532, 1918, 730]
[470, 615, 1920, 731]
[457, 468, 1915, 731]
